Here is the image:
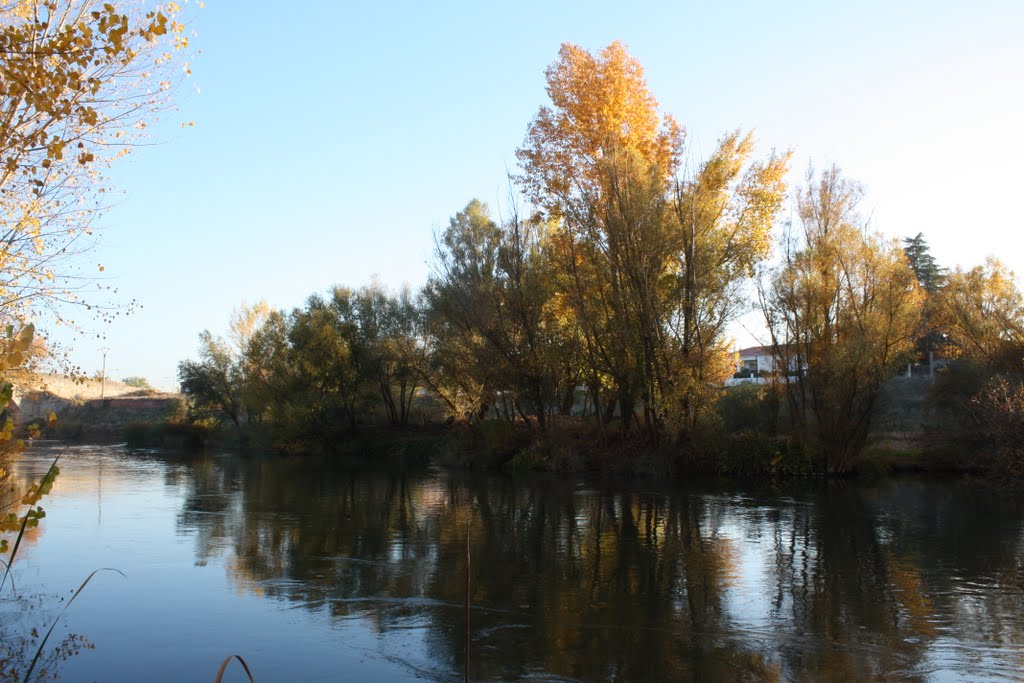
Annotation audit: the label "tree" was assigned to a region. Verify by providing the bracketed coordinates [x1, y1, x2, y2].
[517, 42, 788, 441]
[516, 40, 683, 213]
[179, 331, 244, 428]
[901, 233, 947, 363]
[347, 283, 422, 426]
[517, 42, 682, 437]
[666, 131, 789, 434]
[0, 0, 192, 336]
[121, 375, 152, 390]
[902, 233, 946, 294]
[937, 257, 1024, 372]
[178, 302, 271, 430]
[763, 166, 924, 473]
[425, 199, 578, 429]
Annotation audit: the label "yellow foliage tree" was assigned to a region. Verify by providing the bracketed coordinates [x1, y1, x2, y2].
[667, 131, 790, 433]
[517, 42, 789, 441]
[764, 166, 924, 473]
[937, 257, 1024, 372]
[0, 0, 194, 546]
[516, 40, 683, 211]
[0, 0, 192, 332]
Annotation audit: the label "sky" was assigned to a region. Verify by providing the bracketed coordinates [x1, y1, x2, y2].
[48, 0, 1024, 390]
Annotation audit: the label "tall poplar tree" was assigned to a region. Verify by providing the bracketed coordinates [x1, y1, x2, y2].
[518, 41, 788, 441]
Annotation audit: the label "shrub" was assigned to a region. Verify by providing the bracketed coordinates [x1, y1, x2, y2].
[967, 375, 1024, 477]
[436, 420, 522, 469]
[717, 431, 818, 477]
[717, 383, 773, 434]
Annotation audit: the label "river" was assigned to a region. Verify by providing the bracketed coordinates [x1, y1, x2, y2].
[4, 444, 1024, 682]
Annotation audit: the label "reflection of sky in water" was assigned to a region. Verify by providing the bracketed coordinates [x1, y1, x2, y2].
[9, 447, 432, 682]
[5, 445, 1024, 682]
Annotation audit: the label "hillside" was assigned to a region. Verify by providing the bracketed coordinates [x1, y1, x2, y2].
[11, 373, 185, 442]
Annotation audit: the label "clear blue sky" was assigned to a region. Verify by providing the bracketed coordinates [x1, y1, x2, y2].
[53, 0, 1024, 389]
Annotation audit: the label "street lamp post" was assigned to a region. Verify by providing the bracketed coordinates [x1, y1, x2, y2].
[100, 348, 109, 400]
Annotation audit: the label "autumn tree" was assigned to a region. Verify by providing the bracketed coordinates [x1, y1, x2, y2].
[0, 0, 193, 335]
[937, 257, 1024, 373]
[763, 166, 924, 473]
[666, 132, 789, 434]
[518, 41, 788, 442]
[517, 41, 683, 212]
[518, 42, 682, 436]
[933, 261, 1024, 474]
[424, 199, 579, 428]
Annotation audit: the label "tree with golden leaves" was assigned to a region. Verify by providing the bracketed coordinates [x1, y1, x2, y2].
[0, 0, 193, 334]
[1, 0, 194, 569]
[666, 131, 790, 433]
[937, 258, 1024, 372]
[518, 42, 788, 442]
[517, 40, 683, 212]
[763, 166, 924, 473]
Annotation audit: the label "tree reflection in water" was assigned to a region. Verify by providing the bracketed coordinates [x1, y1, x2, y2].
[175, 458, 1024, 682]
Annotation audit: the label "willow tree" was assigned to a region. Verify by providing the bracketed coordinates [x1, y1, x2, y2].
[763, 166, 923, 474]
[666, 131, 789, 434]
[517, 41, 788, 441]
[937, 258, 1024, 373]
[425, 199, 578, 428]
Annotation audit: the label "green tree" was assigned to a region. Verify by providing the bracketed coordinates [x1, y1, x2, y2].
[179, 331, 244, 428]
[348, 284, 422, 426]
[902, 232, 947, 364]
[902, 233, 946, 294]
[426, 199, 578, 429]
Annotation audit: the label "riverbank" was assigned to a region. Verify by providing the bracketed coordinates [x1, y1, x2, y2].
[16, 373, 987, 479]
[13, 379, 190, 445]
[182, 419, 983, 480]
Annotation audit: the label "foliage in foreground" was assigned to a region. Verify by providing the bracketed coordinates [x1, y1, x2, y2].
[1, 0, 198, 678]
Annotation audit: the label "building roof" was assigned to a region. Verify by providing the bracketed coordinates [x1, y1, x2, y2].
[737, 345, 773, 357]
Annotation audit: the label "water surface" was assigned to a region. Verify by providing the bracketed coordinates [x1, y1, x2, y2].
[5, 444, 1024, 682]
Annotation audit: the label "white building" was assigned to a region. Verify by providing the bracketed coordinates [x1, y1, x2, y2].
[735, 346, 778, 375]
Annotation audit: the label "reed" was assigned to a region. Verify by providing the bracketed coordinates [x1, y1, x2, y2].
[20, 568, 124, 683]
[1, 453, 61, 592]
[214, 654, 255, 683]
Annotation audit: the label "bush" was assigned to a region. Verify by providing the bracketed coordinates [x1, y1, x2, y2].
[717, 431, 818, 477]
[966, 375, 1024, 477]
[931, 360, 989, 418]
[125, 422, 209, 451]
[436, 419, 523, 469]
[505, 443, 547, 472]
[717, 383, 773, 434]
